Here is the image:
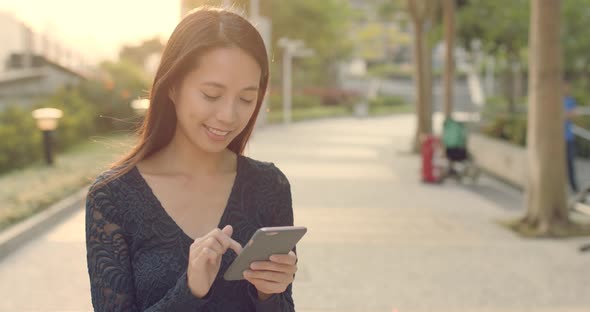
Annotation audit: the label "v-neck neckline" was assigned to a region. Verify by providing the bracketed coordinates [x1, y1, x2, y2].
[131, 154, 243, 241]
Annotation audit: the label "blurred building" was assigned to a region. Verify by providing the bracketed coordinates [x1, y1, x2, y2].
[0, 11, 89, 110]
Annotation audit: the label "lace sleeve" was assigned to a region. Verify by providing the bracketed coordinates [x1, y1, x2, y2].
[85, 182, 211, 311]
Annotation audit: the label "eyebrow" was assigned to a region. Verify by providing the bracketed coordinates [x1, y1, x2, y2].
[201, 82, 259, 92]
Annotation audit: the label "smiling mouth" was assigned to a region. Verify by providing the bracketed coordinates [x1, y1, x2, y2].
[204, 125, 232, 136]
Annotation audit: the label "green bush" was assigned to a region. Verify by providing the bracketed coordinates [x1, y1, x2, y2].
[267, 93, 323, 112]
[481, 112, 590, 159]
[77, 80, 135, 132]
[480, 95, 529, 146]
[369, 95, 405, 108]
[0, 82, 138, 175]
[0, 106, 42, 172]
[33, 89, 98, 151]
[0, 56, 151, 175]
[570, 81, 590, 157]
[482, 114, 527, 146]
[0, 89, 99, 174]
[574, 115, 590, 158]
[293, 95, 322, 109]
[368, 95, 410, 115]
[367, 63, 412, 79]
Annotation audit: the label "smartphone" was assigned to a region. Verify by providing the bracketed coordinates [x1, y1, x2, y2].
[223, 226, 307, 281]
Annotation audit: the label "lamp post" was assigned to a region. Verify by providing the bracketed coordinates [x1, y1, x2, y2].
[32, 108, 63, 165]
[131, 98, 150, 116]
[348, 58, 373, 118]
[277, 37, 314, 124]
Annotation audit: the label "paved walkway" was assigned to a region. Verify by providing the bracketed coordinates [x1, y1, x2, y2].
[0, 115, 589, 312]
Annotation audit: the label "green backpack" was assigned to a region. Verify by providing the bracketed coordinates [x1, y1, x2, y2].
[442, 118, 467, 148]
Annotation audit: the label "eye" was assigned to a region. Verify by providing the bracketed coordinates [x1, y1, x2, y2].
[202, 93, 221, 101]
[240, 98, 255, 104]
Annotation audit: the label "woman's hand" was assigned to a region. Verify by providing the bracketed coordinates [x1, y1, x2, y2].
[187, 225, 242, 298]
[243, 251, 298, 301]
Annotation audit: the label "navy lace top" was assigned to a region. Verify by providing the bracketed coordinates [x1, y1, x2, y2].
[85, 155, 296, 311]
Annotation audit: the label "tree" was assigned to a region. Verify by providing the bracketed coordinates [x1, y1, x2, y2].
[82, 59, 150, 131]
[442, 0, 455, 118]
[407, 0, 438, 152]
[354, 22, 411, 63]
[456, 0, 529, 112]
[99, 60, 150, 101]
[519, 0, 568, 236]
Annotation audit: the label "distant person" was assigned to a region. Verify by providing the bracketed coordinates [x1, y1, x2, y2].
[85, 7, 298, 311]
[564, 79, 579, 193]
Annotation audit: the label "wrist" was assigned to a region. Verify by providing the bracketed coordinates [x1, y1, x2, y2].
[187, 275, 209, 299]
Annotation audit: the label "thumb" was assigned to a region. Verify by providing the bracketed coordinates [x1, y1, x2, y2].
[221, 225, 233, 237]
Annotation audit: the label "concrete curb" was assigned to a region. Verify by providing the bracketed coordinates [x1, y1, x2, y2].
[0, 186, 89, 262]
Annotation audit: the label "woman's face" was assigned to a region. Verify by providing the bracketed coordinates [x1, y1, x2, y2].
[171, 46, 261, 154]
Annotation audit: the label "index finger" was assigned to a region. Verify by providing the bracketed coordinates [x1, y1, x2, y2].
[210, 230, 243, 255]
[228, 238, 242, 255]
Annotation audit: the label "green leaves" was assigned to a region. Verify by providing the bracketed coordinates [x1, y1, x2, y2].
[456, 0, 529, 57]
[562, 0, 590, 74]
[182, 0, 355, 85]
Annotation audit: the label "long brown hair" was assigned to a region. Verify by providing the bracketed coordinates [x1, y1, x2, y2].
[96, 6, 269, 188]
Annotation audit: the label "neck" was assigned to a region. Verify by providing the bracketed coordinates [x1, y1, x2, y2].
[154, 129, 235, 176]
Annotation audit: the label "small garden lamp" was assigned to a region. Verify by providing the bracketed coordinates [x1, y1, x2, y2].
[32, 108, 63, 165]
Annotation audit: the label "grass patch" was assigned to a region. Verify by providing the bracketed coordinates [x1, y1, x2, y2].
[0, 133, 134, 231]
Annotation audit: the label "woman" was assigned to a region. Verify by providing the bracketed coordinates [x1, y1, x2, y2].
[86, 7, 298, 311]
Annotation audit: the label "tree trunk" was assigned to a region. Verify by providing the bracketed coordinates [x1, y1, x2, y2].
[521, 0, 569, 235]
[423, 25, 433, 133]
[408, 0, 435, 153]
[443, 0, 455, 119]
[412, 20, 428, 152]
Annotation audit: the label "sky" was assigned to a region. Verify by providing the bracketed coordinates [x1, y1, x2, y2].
[0, 0, 181, 64]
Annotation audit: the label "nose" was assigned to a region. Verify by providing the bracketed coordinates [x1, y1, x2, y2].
[215, 97, 238, 125]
